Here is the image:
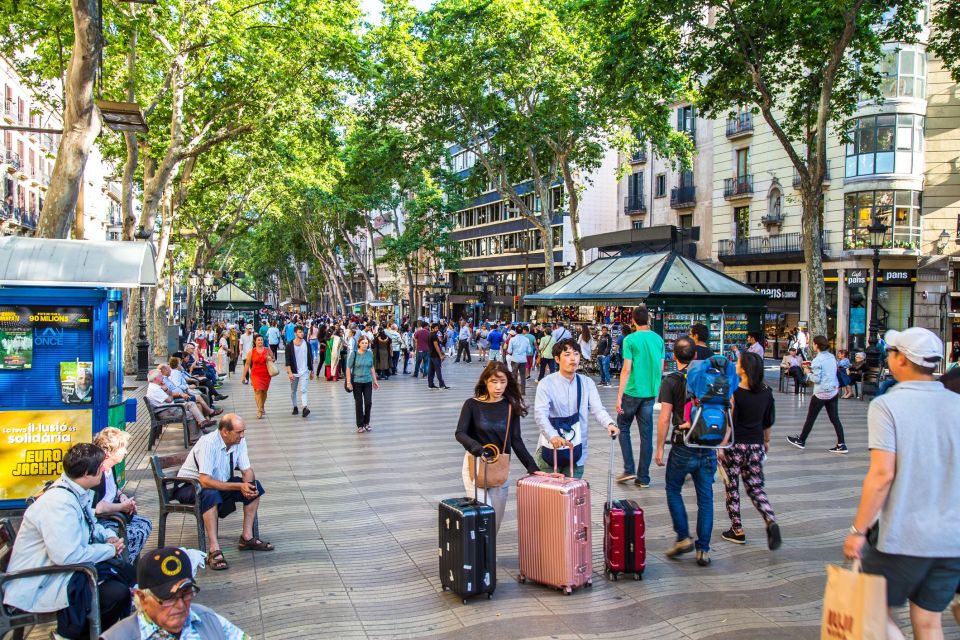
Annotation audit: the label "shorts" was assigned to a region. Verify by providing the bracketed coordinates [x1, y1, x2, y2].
[861, 547, 960, 611]
[174, 477, 266, 518]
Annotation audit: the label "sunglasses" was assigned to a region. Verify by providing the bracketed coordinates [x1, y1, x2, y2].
[150, 584, 200, 608]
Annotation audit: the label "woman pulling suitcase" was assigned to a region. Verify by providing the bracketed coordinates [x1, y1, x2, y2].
[455, 361, 546, 534]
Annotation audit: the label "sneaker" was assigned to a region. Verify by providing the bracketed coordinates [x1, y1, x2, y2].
[721, 528, 746, 544]
[696, 550, 711, 566]
[766, 522, 782, 550]
[302, 407, 311, 418]
[615, 472, 636, 484]
[442, 386, 452, 390]
[634, 481, 651, 488]
[364, 424, 371, 432]
[357, 425, 364, 433]
[665, 538, 694, 559]
[828, 444, 849, 454]
[786, 435, 805, 449]
[292, 407, 299, 416]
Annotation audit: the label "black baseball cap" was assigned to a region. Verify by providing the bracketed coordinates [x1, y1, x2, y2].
[138, 547, 196, 599]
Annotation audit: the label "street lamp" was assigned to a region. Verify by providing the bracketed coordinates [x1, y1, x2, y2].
[937, 229, 950, 255]
[865, 219, 889, 389]
[476, 271, 490, 325]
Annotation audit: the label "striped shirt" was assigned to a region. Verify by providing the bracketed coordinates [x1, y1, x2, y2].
[177, 430, 251, 482]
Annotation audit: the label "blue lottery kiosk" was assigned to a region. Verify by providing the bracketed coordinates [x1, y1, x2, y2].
[0, 237, 156, 510]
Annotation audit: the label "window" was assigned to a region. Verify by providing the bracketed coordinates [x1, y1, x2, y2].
[843, 190, 921, 250]
[632, 220, 644, 230]
[845, 114, 923, 177]
[655, 174, 666, 198]
[878, 46, 927, 99]
[679, 214, 692, 230]
[677, 106, 695, 134]
[734, 206, 750, 239]
[678, 170, 694, 188]
[735, 148, 749, 177]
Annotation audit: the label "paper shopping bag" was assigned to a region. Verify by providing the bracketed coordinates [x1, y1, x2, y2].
[820, 562, 887, 640]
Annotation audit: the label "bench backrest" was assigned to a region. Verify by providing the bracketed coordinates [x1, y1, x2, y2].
[0, 519, 16, 573]
[151, 452, 190, 502]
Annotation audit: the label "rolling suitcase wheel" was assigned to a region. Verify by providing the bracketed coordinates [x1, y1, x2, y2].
[518, 575, 526, 584]
[634, 573, 642, 581]
[462, 599, 468, 605]
[563, 587, 572, 595]
[487, 593, 493, 599]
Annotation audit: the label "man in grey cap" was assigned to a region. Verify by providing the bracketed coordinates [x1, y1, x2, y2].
[843, 327, 960, 640]
[100, 546, 249, 639]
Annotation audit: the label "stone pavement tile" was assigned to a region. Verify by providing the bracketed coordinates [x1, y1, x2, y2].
[426, 613, 579, 640]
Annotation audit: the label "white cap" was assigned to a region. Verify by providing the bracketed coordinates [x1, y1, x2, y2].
[884, 328, 943, 369]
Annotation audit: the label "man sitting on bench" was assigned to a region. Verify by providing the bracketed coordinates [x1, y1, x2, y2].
[173, 414, 273, 571]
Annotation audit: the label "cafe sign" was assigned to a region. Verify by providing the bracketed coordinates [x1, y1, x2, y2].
[846, 269, 867, 287]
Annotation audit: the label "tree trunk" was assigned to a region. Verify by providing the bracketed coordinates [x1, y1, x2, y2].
[801, 188, 828, 338]
[72, 178, 85, 239]
[345, 234, 376, 300]
[405, 259, 416, 321]
[37, 0, 102, 239]
[559, 157, 583, 269]
[123, 287, 141, 374]
[121, 26, 138, 241]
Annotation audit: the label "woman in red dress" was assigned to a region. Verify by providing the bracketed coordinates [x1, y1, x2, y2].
[242, 334, 274, 419]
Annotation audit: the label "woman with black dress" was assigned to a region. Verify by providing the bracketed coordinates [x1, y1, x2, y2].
[456, 361, 547, 533]
[719, 351, 782, 550]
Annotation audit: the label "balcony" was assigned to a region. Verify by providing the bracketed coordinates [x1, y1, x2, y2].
[718, 231, 827, 266]
[3, 151, 20, 172]
[843, 227, 920, 252]
[723, 175, 754, 200]
[629, 149, 647, 164]
[624, 194, 647, 215]
[670, 185, 696, 209]
[726, 114, 753, 139]
[793, 166, 831, 188]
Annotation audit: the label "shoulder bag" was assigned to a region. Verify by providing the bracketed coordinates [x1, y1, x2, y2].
[469, 405, 512, 489]
[265, 354, 280, 377]
[344, 351, 359, 393]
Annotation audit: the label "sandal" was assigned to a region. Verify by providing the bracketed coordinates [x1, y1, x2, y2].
[207, 549, 229, 570]
[239, 536, 274, 551]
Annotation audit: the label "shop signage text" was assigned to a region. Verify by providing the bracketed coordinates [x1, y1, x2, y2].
[755, 286, 799, 300]
[882, 270, 913, 284]
[846, 270, 867, 287]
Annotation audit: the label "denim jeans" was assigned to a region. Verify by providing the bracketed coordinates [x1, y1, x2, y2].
[413, 351, 429, 377]
[665, 444, 717, 552]
[598, 355, 611, 385]
[617, 394, 655, 484]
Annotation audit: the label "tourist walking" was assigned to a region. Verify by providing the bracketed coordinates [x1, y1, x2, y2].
[428, 322, 450, 389]
[239, 325, 255, 384]
[507, 328, 532, 395]
[266, 321, 281, 359]
[345, 335, 379, 433]
[536, 329, 557, 381]
[596, 326, 612, 386]
[786, 335, 848, 453]
[325, 328, 342, 381]
[718, 352, 781, 549]
[488, 324, 504, 362]
[285, 325, 313, 418]
[412, 321, 431, 378]
[456, 361, 545, 534]
[844, 327, 960, 639]
[242, 334, 275, 419]
[374, 329, 392, 379]
[654, 337, 715, 566]
[386, 323, 402, 375]
[477, 325, 490, 362]
[615, 306, 665, 487]
[578, 325, 593, 362]
[455, 320, 472, 363]
[227, 326, 240, 376]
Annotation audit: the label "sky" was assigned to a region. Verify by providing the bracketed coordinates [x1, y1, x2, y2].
[360, 0, 434, 24]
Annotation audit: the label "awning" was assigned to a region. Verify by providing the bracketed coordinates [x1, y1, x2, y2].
[524, 252, 765, 307]
[214, 283, 260, 303]
[0, 236, 157, 288]
[365, 301, 394, 308]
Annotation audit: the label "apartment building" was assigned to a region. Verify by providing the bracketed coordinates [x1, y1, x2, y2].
[1, 57, 120, 240]
[710, 7, 960, 357]
[444, 144, 619, 321]
[617, 106, 715, 263]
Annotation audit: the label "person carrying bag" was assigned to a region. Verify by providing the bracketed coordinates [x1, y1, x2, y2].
[820, 560, 887, 640]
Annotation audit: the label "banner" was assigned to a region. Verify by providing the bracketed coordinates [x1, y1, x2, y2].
[0, 410, 93, 501]
[0, 306, 93, 371]
[60, 361, 94, 404]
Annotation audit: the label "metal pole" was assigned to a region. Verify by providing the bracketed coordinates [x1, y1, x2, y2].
[866, 247, 882, 376]
[135, 286, 149, 381]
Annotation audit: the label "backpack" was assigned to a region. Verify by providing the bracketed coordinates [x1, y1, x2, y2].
[682, 356, 738, 449]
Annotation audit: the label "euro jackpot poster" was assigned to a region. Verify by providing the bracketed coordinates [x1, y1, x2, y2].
[0, 410, 93, 501]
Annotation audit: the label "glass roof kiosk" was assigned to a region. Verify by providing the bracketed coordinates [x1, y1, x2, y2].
[0, 237, 157, 511]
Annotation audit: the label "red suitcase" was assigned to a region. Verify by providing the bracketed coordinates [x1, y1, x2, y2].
[603, 437, 646, 580]
[516, 446, 593, 595]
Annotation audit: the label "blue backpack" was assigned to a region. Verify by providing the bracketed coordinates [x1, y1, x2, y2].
[683, 356, 738, 448]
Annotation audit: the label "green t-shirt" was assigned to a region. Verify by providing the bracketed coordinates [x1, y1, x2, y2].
[622, 329, 665, 398]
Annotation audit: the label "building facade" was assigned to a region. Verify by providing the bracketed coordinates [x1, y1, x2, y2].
[1, 57, 120, 240]
[445, 145, 619, 322]
[710, 9, 960, 357]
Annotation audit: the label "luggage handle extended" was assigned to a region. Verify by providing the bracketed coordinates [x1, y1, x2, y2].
[473, 454, 490, 504]
[606, 433, 617, 509]
[551, 444, 576, 479]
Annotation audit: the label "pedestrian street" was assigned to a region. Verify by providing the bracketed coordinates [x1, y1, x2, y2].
[96, 358, 958, 640]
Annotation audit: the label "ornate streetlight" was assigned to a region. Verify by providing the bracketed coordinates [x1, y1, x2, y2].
[864, 219, 889, 387]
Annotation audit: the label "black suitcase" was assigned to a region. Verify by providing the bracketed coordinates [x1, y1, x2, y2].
[438, 459, 496, 603]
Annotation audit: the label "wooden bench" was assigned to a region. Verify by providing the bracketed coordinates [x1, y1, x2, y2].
[0, 518, 101, 640]
[150, 453, 259, 553]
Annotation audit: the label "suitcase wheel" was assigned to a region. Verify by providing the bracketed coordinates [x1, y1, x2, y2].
[518, 575, 526, 584]
[586, 580, 592, 588]
[634, 572, 642, 581]
[487, 593, 493, 599]
[563, 587, 572, 595]
[441, 586, 447, 591]
[462, 599, 468, 605]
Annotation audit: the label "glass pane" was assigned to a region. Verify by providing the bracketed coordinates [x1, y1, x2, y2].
[897, 114, 913, 126]
[914, 125, 922, 151]
[858, 191, 875, 208]
[912, 191, 921, 207]
[876, 126, 895, 150]
[877, 114, 896, 127]
[895, 205, 909, 225]
[895, 150, 913, 173]
[897, 126, 912, 150]
[880, 76, 896, 97]
[858, 206, 872, 223]
[875, 152, 895, 173]
[659, 258, 704, 293]
[858, 124, 875, 153]
[900, 50, 915, 75]
[917, 78, 925, 99]
[894, 191, 911, 206]
[846, 155, 858, 177]
[876, 190, 894, 206]
[876, 205, 892, 227]
[859, 154, 875, 175]
[599, 253, 667, 293]
[899, 77, 915, 97]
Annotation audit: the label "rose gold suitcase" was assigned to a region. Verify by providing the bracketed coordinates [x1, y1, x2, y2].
[516, 447, 593, 594]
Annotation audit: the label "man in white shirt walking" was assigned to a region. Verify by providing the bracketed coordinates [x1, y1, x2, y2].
[507, 329, 531, 395]
[285, 325, 314, 418]
[455, 320, 473, 363]
[239, 325, 255, 384]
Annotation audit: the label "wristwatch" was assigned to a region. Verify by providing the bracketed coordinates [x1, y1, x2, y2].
[848, 525, 865, 537]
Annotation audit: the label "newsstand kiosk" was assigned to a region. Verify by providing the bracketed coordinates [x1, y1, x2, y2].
[0, 237, 157, 510]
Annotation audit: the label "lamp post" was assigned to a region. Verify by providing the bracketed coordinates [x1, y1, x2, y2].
[865, 220, 889, 388]
[937, 229, 950, 255]
[475, 271, 490, 325]
[134, 226, 152, 381]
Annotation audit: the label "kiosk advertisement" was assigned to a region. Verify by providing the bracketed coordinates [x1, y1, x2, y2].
[0, 409, 93, 500]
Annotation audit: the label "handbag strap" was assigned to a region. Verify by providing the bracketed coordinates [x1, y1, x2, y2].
[501, 404, 512, 455]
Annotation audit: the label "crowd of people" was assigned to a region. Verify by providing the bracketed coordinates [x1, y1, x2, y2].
[3, 307, 956, 639]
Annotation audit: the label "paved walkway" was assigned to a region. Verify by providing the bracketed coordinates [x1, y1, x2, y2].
[109, 357, 957, 639]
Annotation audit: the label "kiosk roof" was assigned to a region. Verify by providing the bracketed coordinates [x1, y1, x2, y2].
[0, 237, 157, 288]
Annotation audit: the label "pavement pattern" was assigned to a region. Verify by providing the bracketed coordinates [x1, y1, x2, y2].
[95, 356, 960, 639]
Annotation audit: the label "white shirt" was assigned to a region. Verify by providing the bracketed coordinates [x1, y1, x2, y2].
[178, 430, 251, 483]
[552, 327, 572, 343]
[534, 372, 614, 467]
[459, 326, 470, 341]
[579, 338, 593, 360]
[146, 382, 171, 405]
[507, 335, 531, 363]
[240, 332, 254, 358]
[293, 340, 308, 377]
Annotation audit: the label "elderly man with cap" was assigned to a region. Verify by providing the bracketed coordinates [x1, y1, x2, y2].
[99, 547, 249, 640]
[843, 327, 960, 640]
[173, 414, 272, 571]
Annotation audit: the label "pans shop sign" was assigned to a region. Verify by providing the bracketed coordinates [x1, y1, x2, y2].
[754, 283, 799, 300]
[882, 270, 913, 285]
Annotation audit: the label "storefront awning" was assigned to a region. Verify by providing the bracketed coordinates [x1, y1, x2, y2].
[523, 252, 764, 307]
[0, 236, 157, 288]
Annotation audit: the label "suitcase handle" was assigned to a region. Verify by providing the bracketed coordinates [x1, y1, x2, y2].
[607, 434, 617, 508]
[473, 454, 490, 503]
[551, 445, 576, 478]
